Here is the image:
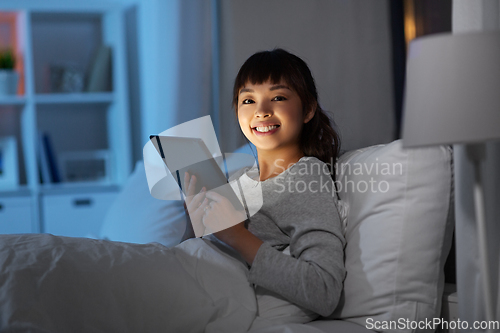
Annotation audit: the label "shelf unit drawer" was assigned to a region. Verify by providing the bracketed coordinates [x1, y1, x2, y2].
[42, 191, 117, 238]
[0, 196, 33, 234]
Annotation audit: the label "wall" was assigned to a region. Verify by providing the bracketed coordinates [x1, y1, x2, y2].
[217, 0, 395, 153]
[118, 0, 396, 161]
[119, 0, 215, 163]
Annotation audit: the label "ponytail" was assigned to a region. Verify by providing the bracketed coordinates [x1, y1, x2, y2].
[301, 106, 341, 176]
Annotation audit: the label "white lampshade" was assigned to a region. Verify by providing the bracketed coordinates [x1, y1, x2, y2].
[402, 31, 500, 148]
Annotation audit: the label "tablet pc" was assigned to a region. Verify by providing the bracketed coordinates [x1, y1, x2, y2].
[149, 135, 243, 210]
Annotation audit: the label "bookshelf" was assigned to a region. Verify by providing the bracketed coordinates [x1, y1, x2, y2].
[0, 1, 131, 237]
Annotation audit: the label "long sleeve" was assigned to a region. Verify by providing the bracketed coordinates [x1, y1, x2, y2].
[245, 157, 346, 317]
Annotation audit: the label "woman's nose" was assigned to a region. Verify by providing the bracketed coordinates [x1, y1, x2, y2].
[254, 101, 272, 118]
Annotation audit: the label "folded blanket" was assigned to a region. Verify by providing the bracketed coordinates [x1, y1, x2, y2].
[0, 234, 257, 333]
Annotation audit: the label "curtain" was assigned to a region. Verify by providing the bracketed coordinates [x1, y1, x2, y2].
[453, 0, 500, 327]
[138, 0, 215, 147]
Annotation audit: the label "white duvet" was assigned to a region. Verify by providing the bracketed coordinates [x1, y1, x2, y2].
[0, 234, 257, 333]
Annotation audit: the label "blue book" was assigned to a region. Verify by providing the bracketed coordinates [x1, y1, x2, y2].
[42, 133, 61, 183]
[38, 132, 51, 184]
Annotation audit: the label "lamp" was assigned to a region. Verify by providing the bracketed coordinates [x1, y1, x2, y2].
[402, 31, 500, 330]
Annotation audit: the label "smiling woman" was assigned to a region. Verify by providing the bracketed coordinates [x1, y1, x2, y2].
[176, 48, 347, 329]
[237, 81, 309, 162]
[232, 49, 341, 181]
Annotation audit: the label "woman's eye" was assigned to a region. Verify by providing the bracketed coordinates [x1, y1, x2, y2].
[242, 99, 254, 104]
[272, 96, 287, 101]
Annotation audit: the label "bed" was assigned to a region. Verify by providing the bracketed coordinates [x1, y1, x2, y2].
[0, 140, 454, 333]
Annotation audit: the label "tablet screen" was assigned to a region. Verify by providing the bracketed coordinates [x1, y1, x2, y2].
[150, 135, 243, 210]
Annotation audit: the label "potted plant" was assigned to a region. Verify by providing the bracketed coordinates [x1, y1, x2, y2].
[0, 49, 19, 96]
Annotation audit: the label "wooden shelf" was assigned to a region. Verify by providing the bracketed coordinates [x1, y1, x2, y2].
[0, 186, 31, 198]
[40, 183, 120, 195]
[34, 92, 114, 105]
[0, 95, 26, 106]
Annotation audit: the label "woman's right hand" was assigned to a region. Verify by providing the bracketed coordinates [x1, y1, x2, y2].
[184, 172, 209, 237]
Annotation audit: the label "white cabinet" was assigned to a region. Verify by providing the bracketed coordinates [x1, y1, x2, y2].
[0, 2, 131, 236]
[0, 195, 33, 234]
[43, 191, 117, 238]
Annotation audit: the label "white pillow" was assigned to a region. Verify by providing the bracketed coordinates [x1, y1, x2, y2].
[99, 161, 188, 247]
[330, 140, 454, 330]
[99, 144, 257, 247]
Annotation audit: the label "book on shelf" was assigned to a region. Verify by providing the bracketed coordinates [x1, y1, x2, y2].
[37, 132, 61, 184]
[37, 132, 51, 184]
[43, 134, 61, 183]
[86, 45, 112, 92]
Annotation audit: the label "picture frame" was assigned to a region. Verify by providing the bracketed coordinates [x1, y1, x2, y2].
[0, 136, 19, 190]
[58, 150, 112, 184]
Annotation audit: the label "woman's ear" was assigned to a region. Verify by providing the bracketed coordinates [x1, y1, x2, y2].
[303, 105, 316, 124]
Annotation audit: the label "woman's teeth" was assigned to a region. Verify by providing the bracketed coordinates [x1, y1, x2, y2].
[255, 125, 278, 133]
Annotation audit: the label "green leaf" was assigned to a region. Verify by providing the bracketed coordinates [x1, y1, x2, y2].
[0, 49, 16, 69]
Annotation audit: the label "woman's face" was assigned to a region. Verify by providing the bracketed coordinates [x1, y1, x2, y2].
[237, 80, 313, 153]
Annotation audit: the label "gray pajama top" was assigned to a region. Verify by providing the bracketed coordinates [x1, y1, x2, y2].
[233, 156, 345, 317]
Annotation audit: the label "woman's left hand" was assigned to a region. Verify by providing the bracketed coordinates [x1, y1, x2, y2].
[202, 191, 247, 238]
[203, 191, 263, 265]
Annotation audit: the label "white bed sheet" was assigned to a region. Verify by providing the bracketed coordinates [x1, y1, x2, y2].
[0, 234, 257, 333]
[249, 319, 375, 333]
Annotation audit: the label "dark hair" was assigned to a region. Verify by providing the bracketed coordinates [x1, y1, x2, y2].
[232, 48, 341, 174]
